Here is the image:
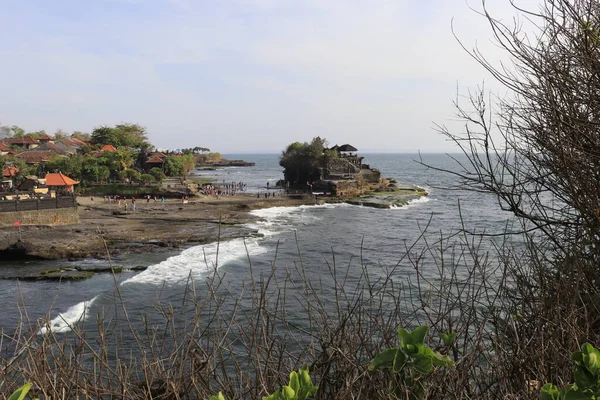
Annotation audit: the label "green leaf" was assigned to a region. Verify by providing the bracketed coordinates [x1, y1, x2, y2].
[416, 345, 434, 358]
[574, 367, 594, 390]
[561, 385, 591, 400]
[431, 351, 455, 368]
[571, 351, 584, 366]
[539, 383, 559, 400]
[299, 367, 312, 387]
[369, 348, 399, 371]
[392, 349, 408, 373]
[581, 343, 600, 376]
[405, 344, 418, 355]
[289, 371, 300, 394]
[413, 355, 433, 374]
[398, 328, 413, 348]
[411, 326, 429, 346]
[8, 383, 32, 400]
[440, 332, 457, 346]
[262, 390, 281, 400]
[281, 385, 296, 400]
[296, 367, 318, 400]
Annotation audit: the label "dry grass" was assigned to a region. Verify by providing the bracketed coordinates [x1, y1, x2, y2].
[0, 221, 595, 399]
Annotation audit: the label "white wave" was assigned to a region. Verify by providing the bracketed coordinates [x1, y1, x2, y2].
[121, 237, 267, 286]
[390, 196, 432, 210]
[38, 296, 98, 334]
[248, 203, 351, 236]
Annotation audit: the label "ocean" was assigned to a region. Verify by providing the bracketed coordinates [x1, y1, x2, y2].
[0, 153, 516, 340]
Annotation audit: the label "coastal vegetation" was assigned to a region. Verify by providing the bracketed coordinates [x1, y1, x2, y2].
[0, 122, 226, 195]
[1, 1, 599, 399]
[279, 137, 331, 185]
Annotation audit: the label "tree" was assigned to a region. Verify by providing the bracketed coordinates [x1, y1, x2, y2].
[149, 167, 166, 182]
[433, 0, 600, 392]
[10, 126, 24, 137]
[139, 173, 155, 184]
[71, 131, 91, 141]
[163, 155, 184, 176]
[45, 155, 82, 179]
[279, 137, 328, 184]
[120, 168, 140, 184]
[26, 130, 46, 139]
[181, 154, 195, 176]
[90, 123, 148, 148]
[439, 0, 600, 261]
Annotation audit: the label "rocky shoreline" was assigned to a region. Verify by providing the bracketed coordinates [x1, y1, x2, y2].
[0, 194, 318, 267]
[0, 184, 426, 280]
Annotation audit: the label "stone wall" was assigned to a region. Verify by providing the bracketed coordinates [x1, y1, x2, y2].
[0, 207, 79, 227]
[325, 158, 360, 178]
[0, 197, 77, 212]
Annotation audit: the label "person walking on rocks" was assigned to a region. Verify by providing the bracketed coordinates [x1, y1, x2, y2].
[131, 197, 136, 211]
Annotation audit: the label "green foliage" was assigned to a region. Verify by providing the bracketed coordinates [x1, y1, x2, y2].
[264, 367, 318, 400]
[210, 367, 317, 400]
[149, 167, 166, 181]
[181, 153, 195, 175]
[45, 155, 83, 179]
[163, 155, 185, 176]
[8, 382, 38, 400]
[90, 123, 148, 149]
[369, 326, 455, 399]
[139, 173, 155, 184]
[540, 343, 600, 399]
[209, 392, 226, 400]
[279, 137, 328, 184]
[120, 168, 141, 184]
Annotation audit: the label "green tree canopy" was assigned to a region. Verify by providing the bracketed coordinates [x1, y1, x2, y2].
[279, 137, 328, 184]
[91, 123, 148, 149]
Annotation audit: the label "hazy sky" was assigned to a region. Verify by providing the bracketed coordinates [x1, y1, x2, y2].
[0, 1, 537, 153]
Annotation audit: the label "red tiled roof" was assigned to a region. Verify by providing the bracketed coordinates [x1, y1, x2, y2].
[100, 144, 117, 152]
[38, 134, 55, 141]
[2, 136, 39, 145]
[45, 172, 79, 186]
[17, 151, 59, 164]
[146, 153, 166, 163]
[2, 166, 18, 178]
[60, 138, 81, 147]
[69, 137, 87, 146]
[0, 143, 10, 151]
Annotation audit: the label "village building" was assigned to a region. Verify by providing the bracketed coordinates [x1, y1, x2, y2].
[37, 134, 56, 144]
[1, 165, 18, 190]
[45, 172, 79, 193]
[1, 136, 39, 150]
[145, 152, 166, 169]
[54, 139, 82, 155]
[0, 142, 11, 156]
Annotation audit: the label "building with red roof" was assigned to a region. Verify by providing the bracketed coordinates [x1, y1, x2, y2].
[38, 134, 56, 143]
[2, 136, 39, 150]
[100, 144, 117, 152]
[45, 172, 79, 192]
[17, 151, 62, 164]
[2, 165, 18, 179]
[145, 152, 166, 169]
[0, 142, 10, 155]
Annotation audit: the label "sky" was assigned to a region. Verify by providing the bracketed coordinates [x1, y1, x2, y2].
[0, 0, 539, 153]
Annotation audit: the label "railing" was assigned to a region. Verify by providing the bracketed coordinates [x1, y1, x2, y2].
[0, 196, 77, 213]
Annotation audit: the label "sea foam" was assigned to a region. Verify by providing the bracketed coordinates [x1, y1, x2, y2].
[121, 236, 267, 286]
[38, 296, 98, 334]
